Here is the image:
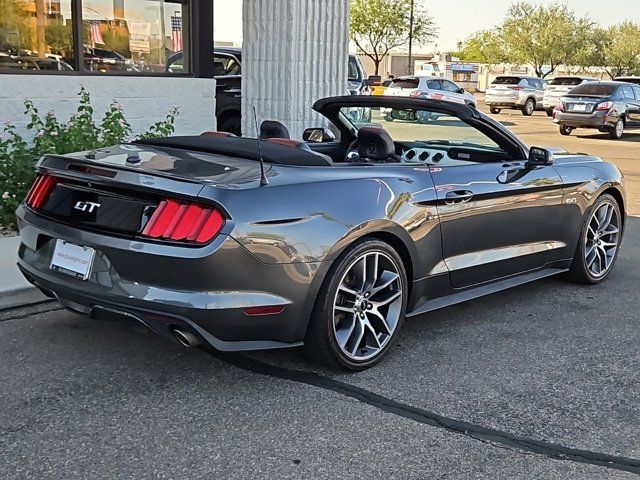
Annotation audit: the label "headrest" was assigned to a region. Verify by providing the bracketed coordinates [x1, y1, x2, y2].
[201, 131, 236, 138]
[213, 61, 226, 76]
[259, 120, 290, 140]
[357, 126, 395, 161]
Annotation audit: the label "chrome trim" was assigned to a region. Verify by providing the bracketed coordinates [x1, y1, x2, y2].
[430, 241, 567, 275]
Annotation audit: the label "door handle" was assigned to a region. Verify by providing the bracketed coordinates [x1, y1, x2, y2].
[445, 190, 474, 204]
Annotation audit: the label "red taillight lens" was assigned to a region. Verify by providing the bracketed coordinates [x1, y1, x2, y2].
[508, 86, 524, 91]
[142, 199, 224, 244]
[596, 101, 613, 111]
[25, 174, 58, 210]
[409, 89, 423, 98]
[554, 101, 564, 112]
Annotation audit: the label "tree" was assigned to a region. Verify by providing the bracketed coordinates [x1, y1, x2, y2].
[500, 2, 594, 78]
[595, 22, 640, 78]
[350, 0, 438, 75]
[459, 30, 507, 65]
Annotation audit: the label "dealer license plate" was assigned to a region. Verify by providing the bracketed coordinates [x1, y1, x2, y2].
[50, 240, 95, 280]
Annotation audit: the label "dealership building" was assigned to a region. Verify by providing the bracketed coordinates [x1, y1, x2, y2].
[0, 0, 349, 139]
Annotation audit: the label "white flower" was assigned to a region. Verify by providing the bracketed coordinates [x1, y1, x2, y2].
[1, 192, 9, 200]
[50, 131, 58, 137]
[37, 129, 45, 137]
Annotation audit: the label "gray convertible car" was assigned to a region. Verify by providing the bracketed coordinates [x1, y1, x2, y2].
[16, 96, 626, 370]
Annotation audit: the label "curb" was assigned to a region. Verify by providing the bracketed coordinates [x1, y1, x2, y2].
[0, 285, 47, 310]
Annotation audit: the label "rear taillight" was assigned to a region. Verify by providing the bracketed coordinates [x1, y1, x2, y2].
[508, 86, 524, 91]
[25, 174, 58, 210]
[596, 101, 613, 111]
[141, 199, 224, 244]
[554, 101, 565, 112]
[409, 89, 423, 98]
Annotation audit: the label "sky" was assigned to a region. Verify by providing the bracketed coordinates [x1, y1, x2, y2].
[214, 0, 640, 51]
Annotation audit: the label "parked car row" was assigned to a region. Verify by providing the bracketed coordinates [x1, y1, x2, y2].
[483, 73, 640, 139]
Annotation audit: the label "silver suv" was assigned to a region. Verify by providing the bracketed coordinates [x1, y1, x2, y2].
[485, 76, 545, 116]
[543, 76, 598, 116]
[386, 76, 477, 106]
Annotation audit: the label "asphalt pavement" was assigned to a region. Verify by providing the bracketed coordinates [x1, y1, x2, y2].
[1, 101, 638, 479]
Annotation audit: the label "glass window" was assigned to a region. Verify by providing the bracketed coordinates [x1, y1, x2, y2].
[390, 77, 419, 89]
[81, 0, 189, 73]
[339, 106, 501, 155]
[426, 79, 441, 90]
[549, 77, 583, 86]
[0, 0, 76, 70]
[492, 76, 521, 85]
[213, 54, 240, 76]
[569, 84, 617, 96]
[441, 80, 460, 93]
[621, 85, 634, 99]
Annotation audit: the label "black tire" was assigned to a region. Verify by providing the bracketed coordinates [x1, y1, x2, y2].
[522, 98, 535, 116]
[608, 118, 624, 139]
[218, 113, 242, 136]
[304, 238, 408, 370]
[565, 194, 622, 285]
[490, 107, 501, 114]
[559, 125, 573, 136]
[546, 109, 554, 117]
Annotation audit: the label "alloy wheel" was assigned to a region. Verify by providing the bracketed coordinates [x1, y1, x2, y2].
[332, 251, 403, 361]
[615, 119, 624, 138]
[585, 201, 620, 278]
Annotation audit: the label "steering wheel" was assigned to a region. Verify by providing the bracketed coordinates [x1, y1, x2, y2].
[344, 139, 359, 162]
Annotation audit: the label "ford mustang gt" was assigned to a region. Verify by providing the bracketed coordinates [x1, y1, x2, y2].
[16, 96, 626, 370]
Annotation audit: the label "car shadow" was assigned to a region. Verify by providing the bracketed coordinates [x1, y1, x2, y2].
[576, 131, 640, 142]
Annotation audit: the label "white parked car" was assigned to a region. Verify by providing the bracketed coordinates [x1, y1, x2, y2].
[385, 76, 477, 106]
[543, 76, 598, 116]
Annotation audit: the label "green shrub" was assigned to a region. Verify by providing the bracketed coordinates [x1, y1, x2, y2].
[0, 88, 179, 230]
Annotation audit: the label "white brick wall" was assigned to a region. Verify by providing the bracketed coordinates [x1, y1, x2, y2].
[0, 75, 216, 139]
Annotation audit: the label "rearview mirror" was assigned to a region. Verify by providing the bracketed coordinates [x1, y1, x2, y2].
[527, 146, 554, 166]
[303, 127, 336, 143]
[390, 109, 417, 121]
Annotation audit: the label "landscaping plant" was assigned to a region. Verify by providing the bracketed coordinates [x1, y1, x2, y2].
[0, 88, 179, 230]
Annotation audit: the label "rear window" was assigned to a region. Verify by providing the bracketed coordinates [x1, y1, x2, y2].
[549, 77, 583, 86]
[348, 57, 360, 80]
[492, 77, 521, 85]
[568, 84, 617, 96]
[390, 78, 420, 89]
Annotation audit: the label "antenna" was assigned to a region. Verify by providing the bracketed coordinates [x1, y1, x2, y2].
[252, 107, 269, 186]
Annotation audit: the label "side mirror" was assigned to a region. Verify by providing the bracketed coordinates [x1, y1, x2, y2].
[527, 146, 554, 166]
[458, 88, 465, 93]
[303, 127, 336, 143]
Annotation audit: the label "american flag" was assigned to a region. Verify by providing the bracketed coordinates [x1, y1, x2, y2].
[87, 20, 105, 45]
[171, 16, 183, 52]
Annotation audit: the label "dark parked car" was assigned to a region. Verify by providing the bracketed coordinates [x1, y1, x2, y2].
[553, 81, 640, 139]
[167, 49, 366, 135]
[16, 96, 625, 370]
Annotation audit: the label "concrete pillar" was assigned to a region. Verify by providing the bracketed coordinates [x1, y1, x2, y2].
[241, 0, 349, 139]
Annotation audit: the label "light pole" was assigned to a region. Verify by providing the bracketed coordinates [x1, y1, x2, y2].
[406, 0, 414, 75]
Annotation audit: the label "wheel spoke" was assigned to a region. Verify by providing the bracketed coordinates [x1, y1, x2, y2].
[602, 225, 619, 236]
[338, 284, 357, 297]
[334, 305, 353, 314]
[370, 270, 399, 296]
[364, 320, 382, 349]
[367, 309, 391, 335]
[347, 321, 365, 356]
[335, 314, 357, 350]
[371, 290, 402, 308]
[600, 204, 614, 231]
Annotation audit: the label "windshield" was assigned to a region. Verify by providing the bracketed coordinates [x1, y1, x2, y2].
[549, 77, 583, 86]
[568, 84, 617, 96]
[339, 106, 500, 151]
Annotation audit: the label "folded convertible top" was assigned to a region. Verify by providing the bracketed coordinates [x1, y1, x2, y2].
[135, 136, 332, 167]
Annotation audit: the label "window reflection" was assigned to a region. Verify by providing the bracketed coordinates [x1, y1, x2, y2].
[81, 0, 188, 73]
[0, 0, 75, 70]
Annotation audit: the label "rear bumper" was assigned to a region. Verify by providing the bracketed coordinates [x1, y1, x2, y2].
[16, 205, 324, 351]
[553, 112, 616, 129]
[485, 94, 522, 108]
